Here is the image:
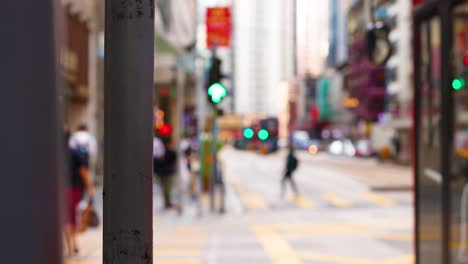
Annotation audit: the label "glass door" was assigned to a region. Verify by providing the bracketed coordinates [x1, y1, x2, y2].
[450, 3, 468, 263]
[415, 16, 444, 264]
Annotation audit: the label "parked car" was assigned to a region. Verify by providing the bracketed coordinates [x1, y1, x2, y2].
[291, 131, 323, 154]
[328, 139, 356, 157]
[355, 139, 374, 157]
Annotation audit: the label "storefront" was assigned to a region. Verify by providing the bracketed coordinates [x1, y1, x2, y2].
[61, 6, 91, 129]
[413, 0, 468, 263]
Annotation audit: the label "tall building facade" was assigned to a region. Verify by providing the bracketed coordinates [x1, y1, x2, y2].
[295, 1, 329, 132]
[233, 0, 295, 116]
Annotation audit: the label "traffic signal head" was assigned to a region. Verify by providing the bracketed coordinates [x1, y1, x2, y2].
[452, 77, 466, 90]
[464, 54, 468, 66]
[243, 128, 254, 139]
[208, 57, 222, 85]
[258, 129, 269, 141]
[208, 82, 227, 104]
[157, 123, 172, 136]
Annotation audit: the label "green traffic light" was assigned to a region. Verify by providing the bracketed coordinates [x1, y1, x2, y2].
[208, 82, 227, 104]
[258, 129, 269, 141]
[243, 128, 254, 139]
[452, 77, 466, 90]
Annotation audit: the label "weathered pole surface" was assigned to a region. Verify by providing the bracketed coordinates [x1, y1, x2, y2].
[1, 1, 62, 263]
[104, 0, 155, 263]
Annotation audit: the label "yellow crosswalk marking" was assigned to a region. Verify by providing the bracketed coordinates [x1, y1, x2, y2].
[232, 183, 268, 210]
[299, 252, 375, 264]
[291, 195, 316, 209]
[251, 225, 303, 264]
[321, 193, 353, 208]
[382, 254, 414, 264]
[361, 192, 397, 207]
[153, 260, 202, 264]
[153, 247, 201, 256]
[65, 260, 101, 264]
[374, 233, 412, 242]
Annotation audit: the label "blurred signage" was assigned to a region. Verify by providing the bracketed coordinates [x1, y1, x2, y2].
[413, 0, 425, 7]
[206, 7, 231, 48]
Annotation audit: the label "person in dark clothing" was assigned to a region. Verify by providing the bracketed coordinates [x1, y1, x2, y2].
[64, 145, 95, 257]
[281, 146, 299, 198]
[156, 139, 177, 209]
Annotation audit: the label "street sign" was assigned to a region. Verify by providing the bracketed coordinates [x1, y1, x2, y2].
[206, 7, 231, 48]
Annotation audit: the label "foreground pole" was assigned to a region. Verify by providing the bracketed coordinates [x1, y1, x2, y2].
[104, 1, 155, 263]
[1, 1, 61, 263]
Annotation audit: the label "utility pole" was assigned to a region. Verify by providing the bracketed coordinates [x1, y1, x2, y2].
[104, 1, 154, 263]
[1, 1, 61, 263]
[210, 109, 218, 211]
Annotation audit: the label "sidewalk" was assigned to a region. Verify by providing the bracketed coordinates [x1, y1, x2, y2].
[65, 181, 243, 264]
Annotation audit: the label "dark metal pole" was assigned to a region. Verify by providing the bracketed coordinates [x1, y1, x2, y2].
[104, 1, 155, 263]
[440, 2, 454, 263]
[1, 1, 62, 263]
[210, 110, 218, 212]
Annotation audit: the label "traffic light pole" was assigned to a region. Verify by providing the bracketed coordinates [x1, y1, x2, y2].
[104, 1, 154, 263]
[2, 1, 62, 263]
[210, 109, 218, 212]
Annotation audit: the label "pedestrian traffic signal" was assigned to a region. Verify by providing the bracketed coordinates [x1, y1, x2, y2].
[208, 82, 228, 104]
[207, 56, 227, 105]
[258, 129, 269, 141]
[464, 54, 468, 66]
[158, 124, 172, 136]
[243, 128, 254, 139]
[452, 77, 466, 90]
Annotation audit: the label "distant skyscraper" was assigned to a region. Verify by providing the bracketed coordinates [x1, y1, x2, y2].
[296, 0, 329, 77]
[233, 0, 295, 115]
[328, 0, 350, 67]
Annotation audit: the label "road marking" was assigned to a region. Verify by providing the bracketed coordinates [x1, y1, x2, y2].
[251, 225, 302, 264]
[65, 260, 101, 264]
[361, 191, 397, 207]
[381, 254, 414, 264]
[299, 252, 375, 264]
[321, 193, 353, 208]
[232, 183, 268, 210]
[374, 233, 412, 241]
[153, 248, 201, 256]
[153, 260, 201, 264]
[290, 195, 316, 208]
[299, 252, 414, 264]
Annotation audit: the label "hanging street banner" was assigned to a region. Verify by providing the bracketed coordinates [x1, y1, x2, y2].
[206, 7, 231, 48]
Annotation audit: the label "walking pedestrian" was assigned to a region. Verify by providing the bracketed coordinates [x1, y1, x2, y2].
[281, 146, 299, 198]
[157, 139, 177, 210]
[64, 135, 95, 257]
[69, 124, 97, 156]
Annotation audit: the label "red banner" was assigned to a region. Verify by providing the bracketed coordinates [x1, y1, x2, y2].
[413, 0, 425, 7]
[206, 7, 231, 48]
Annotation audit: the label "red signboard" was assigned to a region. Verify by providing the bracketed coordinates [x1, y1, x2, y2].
[206, 7, 231, 48]
[413, 0, 425, 7]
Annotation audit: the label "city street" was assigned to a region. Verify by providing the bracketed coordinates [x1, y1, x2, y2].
[67, 147, 414, 264]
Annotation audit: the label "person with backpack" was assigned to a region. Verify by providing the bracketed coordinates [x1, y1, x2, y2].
[157, 138, 177, 209]
[281, 146, 299, 198]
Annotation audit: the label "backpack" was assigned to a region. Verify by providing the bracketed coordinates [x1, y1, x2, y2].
[287, 153, 298, 172]
[291, 155, 298, 170]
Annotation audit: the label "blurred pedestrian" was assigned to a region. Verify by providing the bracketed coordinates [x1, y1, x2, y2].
[69, 124, 97, 156]
[180, 137, 195, 199]
[64, 134, 95, 257]
[281, 146, 299, 198]
[157, 139, 177, 209]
